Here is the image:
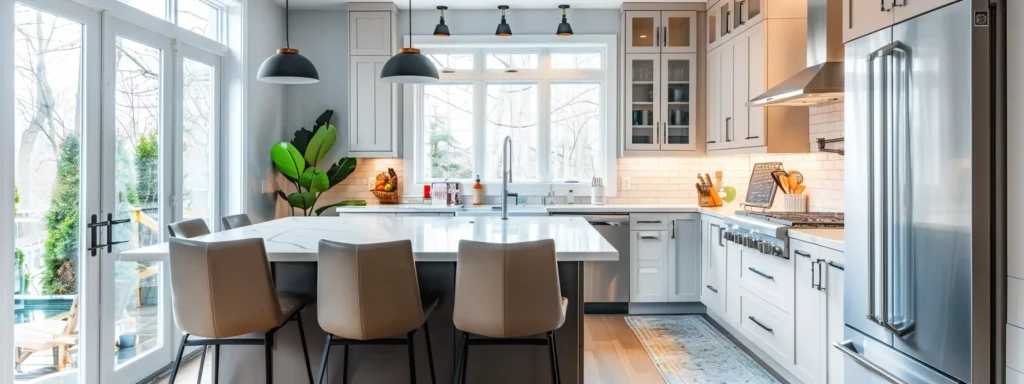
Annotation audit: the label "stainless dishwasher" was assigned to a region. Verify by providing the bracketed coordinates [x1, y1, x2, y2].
[553, 214, 630, 313]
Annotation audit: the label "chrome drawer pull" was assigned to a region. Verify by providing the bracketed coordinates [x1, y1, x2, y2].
[748, 267, 774, 280]
[636, 220, 663, 224]
[748, 316, 773, 333]
[833, 341, 907, 384]
[794, 250, 811, 258]
[706, 285, 718, 293]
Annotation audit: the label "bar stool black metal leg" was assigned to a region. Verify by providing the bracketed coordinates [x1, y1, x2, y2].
[342, 344, 349, 384]
[296, 312, 314, 384]
[265, 332, 274, 384]
[196, 345, 208, 384]
[423, 322, 437, 384]
[214, 345, 220, 384]
[317, 335, 332, 384]
[169, 334, 189, 384]
[546, 332, 560, 384]
[459, 332, 469, 384]
[407, 331, 418, 384]
[552, 332, 561, 384]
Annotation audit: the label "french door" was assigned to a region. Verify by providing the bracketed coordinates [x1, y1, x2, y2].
[8, 1, 220, 383]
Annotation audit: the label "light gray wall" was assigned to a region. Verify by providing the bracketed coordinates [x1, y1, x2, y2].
[244, 0, 287, 223]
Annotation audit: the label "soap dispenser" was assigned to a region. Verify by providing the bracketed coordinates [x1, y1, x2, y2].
[472, 175, 485, 205]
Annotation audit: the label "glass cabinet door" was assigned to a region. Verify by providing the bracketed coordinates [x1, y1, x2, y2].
[625, 55, 661, 151]
[660, 54, 696, 150]
[720, 1, 734, 38]
[662, 11, 697, 53]
[626, 11, 661, 54]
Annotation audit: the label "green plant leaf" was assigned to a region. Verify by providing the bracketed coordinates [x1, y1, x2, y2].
[286, 192, 316, 210]
[315, 110, 334, 129]
[289, 127, 315, 156]
[270, 142, 305, 180]
[299, 168, 330, 193]
[304, 124, 336, 167]
[314, 200, 367, 216]
[326, 158, 357, 189]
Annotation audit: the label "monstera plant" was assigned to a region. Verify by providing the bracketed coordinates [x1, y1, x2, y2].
[270, 110, 360, 216]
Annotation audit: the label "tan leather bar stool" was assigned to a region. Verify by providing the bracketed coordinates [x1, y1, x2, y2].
[221, 214, 253, 230]
[167, 218, 211, 239]
[316, 239, 438, 384]
[453, 239, 567, 384]
[167, 238, 314, 384]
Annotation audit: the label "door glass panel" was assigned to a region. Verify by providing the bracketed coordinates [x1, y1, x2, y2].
[665, 16, 691, 48]
[630, 60, 655, 144]
[12, 4, 84, 381]
[550, 83, 601, 181]
[631, 16, 656, 48]
[666, 59, 691, 144]
[181, 58, 214, 226]
[112, 36, 164, 368]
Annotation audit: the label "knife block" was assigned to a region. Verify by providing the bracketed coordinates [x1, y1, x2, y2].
[698, 185, 724, 207]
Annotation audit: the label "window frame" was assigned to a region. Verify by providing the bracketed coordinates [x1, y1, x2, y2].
[403, 34, 618, 197]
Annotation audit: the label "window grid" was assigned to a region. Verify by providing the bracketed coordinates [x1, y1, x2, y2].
[416, 48, 607, 184]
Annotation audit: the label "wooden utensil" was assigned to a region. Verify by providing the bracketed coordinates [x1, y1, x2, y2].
[771, 170, 790, 194]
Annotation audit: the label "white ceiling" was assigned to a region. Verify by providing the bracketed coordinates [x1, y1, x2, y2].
[273, 0, 704, 11]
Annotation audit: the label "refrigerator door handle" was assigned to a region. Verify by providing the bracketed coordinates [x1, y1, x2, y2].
[865, 46, 885, 326]
[833, 341, 909, 384]
[884, 43, 915, 338]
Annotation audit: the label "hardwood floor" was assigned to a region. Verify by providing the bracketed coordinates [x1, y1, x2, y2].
[583, 315, 665, 384]
[150, 315, 665, 384]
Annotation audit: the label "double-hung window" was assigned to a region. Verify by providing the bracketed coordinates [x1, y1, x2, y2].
[407, 36, 617, 195]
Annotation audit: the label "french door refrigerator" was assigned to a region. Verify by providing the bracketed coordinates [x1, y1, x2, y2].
[841, 0, 1005, 383]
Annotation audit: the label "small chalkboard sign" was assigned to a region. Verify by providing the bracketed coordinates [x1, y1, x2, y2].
[743, 162, 783, 210]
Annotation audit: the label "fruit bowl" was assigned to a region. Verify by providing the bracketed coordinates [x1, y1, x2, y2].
[371, 190, 401, 204]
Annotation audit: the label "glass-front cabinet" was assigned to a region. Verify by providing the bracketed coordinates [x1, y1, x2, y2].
[661, 55, 695, 150]
[626, 11, 696, 54]
[625, 53, 697, 152]
[709, 0, 763, 48]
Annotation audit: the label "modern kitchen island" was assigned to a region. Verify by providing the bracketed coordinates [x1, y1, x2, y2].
[122, 215, 618, 384]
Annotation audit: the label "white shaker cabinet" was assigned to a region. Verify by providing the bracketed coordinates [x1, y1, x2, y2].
[701, 216, 727, 316]
[630, 230, 669, 302]
[791, 238, 845, 384]
[347, 5, 399, 157]
[668, 214, 701, 302]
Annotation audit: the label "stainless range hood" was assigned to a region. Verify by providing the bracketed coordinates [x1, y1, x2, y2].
[747, 0, 844, 107]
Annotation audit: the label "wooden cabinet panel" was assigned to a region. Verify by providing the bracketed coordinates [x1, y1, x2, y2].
[702, 217, 728, 316]
[793, 241, 825, 384]
[720, 42, 735, 144]
[744, 23, 767, 146]
[825, 257, 845, 384]
[349, 12, 393, 56]
[707, 48, 723, 147]
[843, 0, 895, 43]
[732, 34, 751, 145]
[348, 56, 395, 154]
[893, 0, 958, 24]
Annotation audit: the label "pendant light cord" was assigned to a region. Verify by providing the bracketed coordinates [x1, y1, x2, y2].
[408, 0, 413, 48]
[285, 0, 290, 48]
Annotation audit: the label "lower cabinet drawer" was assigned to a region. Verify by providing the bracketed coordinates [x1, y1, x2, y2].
[702, 282, 725, 317]
[737, 289, 794, 365]
[738, 247, 795, 313]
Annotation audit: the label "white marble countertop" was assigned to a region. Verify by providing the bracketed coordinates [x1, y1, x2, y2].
[788, 228, 845, 252]
[336, 203, 720, 214]
[120, 216, 618, 263]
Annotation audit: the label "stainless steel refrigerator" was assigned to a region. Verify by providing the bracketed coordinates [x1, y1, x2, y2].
[841, 0, 1006, 383]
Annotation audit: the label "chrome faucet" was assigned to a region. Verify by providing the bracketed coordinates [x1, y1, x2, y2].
[501, 136, 513, 220]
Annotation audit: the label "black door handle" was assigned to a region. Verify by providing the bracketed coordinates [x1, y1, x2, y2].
[105, 213, 129, 252]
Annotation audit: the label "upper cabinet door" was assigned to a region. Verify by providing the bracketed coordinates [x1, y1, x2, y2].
[843, 0, 895, 42]
[625, 54, 662, 151]
[349, 12, 393, 56]
[661, 11, 697, 53]
[349, 56, 395, 154]
[660, 53, 696, 150]
[893, 0, 958, 23]
[626, 11, 662, 54]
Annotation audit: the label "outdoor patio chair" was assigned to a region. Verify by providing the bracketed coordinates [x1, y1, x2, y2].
[13, 296, 79, 372]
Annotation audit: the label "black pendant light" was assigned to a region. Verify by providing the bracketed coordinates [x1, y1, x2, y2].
[381, 0, 440, 83]
[495, 5, 512, 37]
[556, 5, 574, 36]
[257, 0, 319, 84]
[433, 6, 450, 37]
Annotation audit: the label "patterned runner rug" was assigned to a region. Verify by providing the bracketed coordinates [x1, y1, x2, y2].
[625, 315, 781, 384]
